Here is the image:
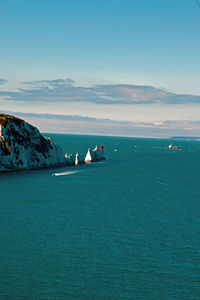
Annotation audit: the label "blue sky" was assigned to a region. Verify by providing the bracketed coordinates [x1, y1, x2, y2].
[0, 0, 200, 137]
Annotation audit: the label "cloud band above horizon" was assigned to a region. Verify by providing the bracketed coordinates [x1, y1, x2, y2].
[1, 110, 200, 138]
[0, 78, 200, 105]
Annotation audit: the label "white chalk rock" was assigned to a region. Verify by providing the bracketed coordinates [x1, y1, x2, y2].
[75, 152, 85, 165]
[0, 114, 68, 171]
[85, 145, 105, 163]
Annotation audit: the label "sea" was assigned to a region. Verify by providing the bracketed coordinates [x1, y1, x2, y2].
[0, 134, 200, 300]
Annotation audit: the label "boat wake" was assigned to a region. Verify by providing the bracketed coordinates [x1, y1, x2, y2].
[52, 170, 81, 177]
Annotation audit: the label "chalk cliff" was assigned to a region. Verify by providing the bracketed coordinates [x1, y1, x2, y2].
[0, 114, 68, 171]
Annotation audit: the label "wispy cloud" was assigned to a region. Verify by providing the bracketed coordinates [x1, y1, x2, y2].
[22, 78, 75, 88]
[0, 79, 200, 105]
[1, 110, 200, 138]
[91, 84, 192, 104]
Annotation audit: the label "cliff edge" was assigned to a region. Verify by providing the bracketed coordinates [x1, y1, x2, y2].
[0, 114, 67, 171]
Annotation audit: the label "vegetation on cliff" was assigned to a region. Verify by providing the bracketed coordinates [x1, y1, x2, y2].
[0, 113, 67, 171]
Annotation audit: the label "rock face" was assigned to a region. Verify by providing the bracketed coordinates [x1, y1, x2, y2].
[85, 146, 105, 163]
[75, 152, 85, 165]
[0, 114, 67, 171]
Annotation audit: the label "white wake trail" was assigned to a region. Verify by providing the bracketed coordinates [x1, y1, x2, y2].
[52, 170, 81, 177]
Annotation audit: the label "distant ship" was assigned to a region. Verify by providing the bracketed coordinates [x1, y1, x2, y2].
[168, 144, 181, 150]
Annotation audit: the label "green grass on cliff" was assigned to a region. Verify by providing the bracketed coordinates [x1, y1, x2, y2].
[0, 114, 24, 127]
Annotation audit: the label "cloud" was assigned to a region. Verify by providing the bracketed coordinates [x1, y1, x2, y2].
[22, 78, 75, 88]
[0, 79, 200, 105]
[0, 78, 101, 103]
[93, 84, 200, 104]
[0, 110, 132, 124]
[0, 78, 8, 85]
[1, 110, 200, 138]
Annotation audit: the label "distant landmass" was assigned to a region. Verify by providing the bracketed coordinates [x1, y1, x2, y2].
[171, 136, 200, 141]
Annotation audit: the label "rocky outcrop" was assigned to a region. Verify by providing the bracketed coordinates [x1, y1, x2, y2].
[85, 146, 105, 163]
[75, 152, 85, 165]
[0, 114, 68, 171]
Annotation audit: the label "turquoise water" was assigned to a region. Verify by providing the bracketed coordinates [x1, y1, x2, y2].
[0, 135, 200, 299]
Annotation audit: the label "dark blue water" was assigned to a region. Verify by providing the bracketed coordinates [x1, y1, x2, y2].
[0, 135, 200, 299]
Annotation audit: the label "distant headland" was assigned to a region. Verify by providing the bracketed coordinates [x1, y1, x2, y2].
[170, 136, 200, 141]
[0, 114, 105, 172]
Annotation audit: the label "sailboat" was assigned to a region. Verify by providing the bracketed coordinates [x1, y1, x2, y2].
[168, 144, 181, 150]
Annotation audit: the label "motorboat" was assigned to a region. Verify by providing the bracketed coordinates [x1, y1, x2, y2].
[168, 144, 181, 150]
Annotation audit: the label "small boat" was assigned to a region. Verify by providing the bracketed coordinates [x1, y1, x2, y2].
[168, 144, 181, 150]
